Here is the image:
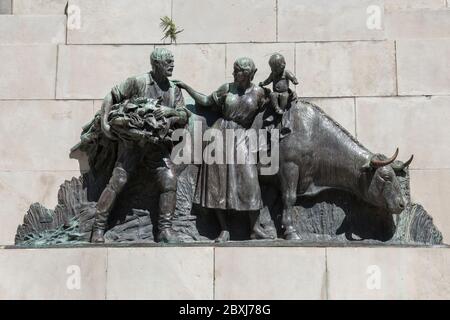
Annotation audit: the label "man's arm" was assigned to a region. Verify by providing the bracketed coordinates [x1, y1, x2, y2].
[100, 93, 115, 140]
[100, 77, 137, 139]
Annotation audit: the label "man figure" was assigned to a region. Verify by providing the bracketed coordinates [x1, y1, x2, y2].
[91, 48, 189, 243]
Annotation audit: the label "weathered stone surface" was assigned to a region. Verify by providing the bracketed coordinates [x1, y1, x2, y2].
[410, 169, 450, 243]
[67, 0, 170, 44]
[397, 39, 450, 95]
[225, 43, 295, 89]
[214, 247, 327, 299]
[386, 9, 450, 39]
[13, 0, 68, 14]
[0, 45, 57, 99]
[0, 0, 11, 14]
[384, 0, 447, 11]
[306, 98, 355, 136]
[0, 171, 80, 245]
[162, 44, 226, 94]
[0, 15, 66, 44]
[0, 248, 107, 299]
[355, 96, 450, 169]
[278, 0, 385, 42]
[173, 0, 276, 43]
[296, 41, 396, 97]
[106, 247, 214, 299]
[327, 248, 450, 299]
[57, 45, 154, 99]
[0, 100, 94, 171]
[57, 44, 226, 99]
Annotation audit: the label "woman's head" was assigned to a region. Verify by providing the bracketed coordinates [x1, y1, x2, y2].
[233, 57, 257, 86]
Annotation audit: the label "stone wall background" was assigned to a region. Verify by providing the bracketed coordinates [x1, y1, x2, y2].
[0, 246, 449, 299]
[0, 0, 449, 245]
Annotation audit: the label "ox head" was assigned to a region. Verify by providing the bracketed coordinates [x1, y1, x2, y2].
[361, 148, 413, 215]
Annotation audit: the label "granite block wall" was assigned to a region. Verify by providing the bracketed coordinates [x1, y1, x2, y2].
[0, 0, 449, 245]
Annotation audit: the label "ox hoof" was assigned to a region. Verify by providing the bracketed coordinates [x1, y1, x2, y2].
[285, 231, 301, 241]
[215, 231, 230, 243]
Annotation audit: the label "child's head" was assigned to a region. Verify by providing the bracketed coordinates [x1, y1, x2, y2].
[269, 53, 286, 73]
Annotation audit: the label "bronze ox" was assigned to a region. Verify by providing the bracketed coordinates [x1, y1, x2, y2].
[264, 100, 413, 240]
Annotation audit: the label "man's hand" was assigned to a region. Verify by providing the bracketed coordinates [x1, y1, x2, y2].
[100, 117, 117, 140]
[154, 106, 175, 120]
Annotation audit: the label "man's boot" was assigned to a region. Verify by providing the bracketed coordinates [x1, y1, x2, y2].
[157, 190, 178, 243]
[90, 185, 118, 243]
[157, 228, 178, 243]
[90, 167, 129, 243]
[91, 228, 105, 243]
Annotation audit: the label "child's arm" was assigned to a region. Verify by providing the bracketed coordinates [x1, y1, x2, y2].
[286, 70, 299, 85]
[259, 73, 273, 87]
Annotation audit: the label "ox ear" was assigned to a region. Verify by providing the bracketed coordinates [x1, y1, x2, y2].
[392, 155, 414, 172]
[361, 160, 373, 171]
[361, 153, 384, 172]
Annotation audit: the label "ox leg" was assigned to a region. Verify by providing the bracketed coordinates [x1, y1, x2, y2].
[280, 162, 301, 240]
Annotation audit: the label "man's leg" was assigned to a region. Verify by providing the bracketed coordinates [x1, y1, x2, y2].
[154, 159, 178, 243]
[91, 143, 140, 243]
[91, 165, 129, 243]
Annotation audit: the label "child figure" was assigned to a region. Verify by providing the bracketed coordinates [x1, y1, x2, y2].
[259, 53, 299, 115]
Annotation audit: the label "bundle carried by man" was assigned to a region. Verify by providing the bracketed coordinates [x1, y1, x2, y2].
[108, 97, 173, 144]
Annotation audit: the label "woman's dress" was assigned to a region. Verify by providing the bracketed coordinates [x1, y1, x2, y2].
[194, 82, 265, 211]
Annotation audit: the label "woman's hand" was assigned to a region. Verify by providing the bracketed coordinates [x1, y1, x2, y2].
[172, 79, 186, 90]
[173, 80, 213, 107]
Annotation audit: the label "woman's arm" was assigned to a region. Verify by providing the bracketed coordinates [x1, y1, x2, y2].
[174, 81, 214, 107]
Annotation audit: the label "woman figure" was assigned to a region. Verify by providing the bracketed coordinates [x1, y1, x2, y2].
[176, 57, 267, 242]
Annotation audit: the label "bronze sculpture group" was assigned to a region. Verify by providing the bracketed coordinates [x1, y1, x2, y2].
[80, 48, 414, 244]
[14, 48, 442, 246]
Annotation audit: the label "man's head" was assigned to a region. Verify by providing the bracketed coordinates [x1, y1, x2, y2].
[150, 48, 175, 78]
[269, 53, 286, 74]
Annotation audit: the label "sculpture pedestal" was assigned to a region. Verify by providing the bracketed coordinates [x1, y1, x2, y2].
[0, 244, 448, 299]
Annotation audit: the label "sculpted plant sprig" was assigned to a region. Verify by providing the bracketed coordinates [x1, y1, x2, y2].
[160, 16, 184, 43]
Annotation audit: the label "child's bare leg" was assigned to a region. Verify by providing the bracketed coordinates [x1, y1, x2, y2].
[270, 92, 283, 114]
[279, 91, 290, 111]
[279, 92, 292, 137]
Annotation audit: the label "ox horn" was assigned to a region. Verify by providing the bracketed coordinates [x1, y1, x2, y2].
[371, 148, 399, 168]
[392, 154, 414, 171]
